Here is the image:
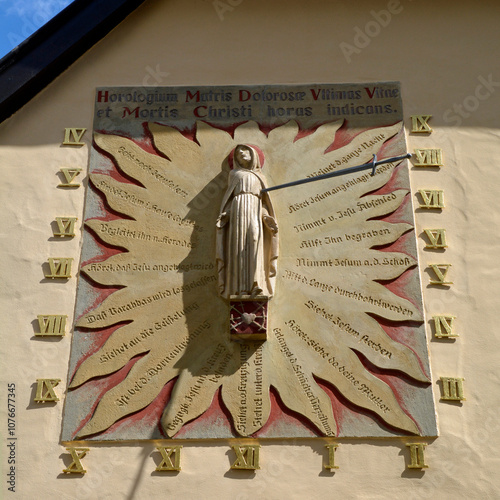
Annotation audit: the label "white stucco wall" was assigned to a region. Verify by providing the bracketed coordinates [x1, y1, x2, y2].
[1, 0, 499, 497]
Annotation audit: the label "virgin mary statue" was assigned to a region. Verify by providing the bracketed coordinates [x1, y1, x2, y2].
[216, 144, 278, 299]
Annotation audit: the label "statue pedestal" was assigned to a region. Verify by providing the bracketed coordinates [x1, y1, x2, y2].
[229, 295, 268, 342]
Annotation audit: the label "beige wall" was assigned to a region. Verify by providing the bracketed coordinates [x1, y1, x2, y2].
[1, 0, 499, 497]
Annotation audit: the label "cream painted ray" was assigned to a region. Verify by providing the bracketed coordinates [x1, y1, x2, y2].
[81, 254, 215, 287]
[275, 270, 422, 323]
[339, 312, 429, 381]
[85, 219, 196, 256]
[267, 330, 337, 437]
[149, 121, 236, 189]
[269, 160, 405, 223]
[77, 349, 183, 438]
[293, 302, 428, 383]
[221, 343, 271, 436]
[283, 250, 416, 282]
[76, 276, 218, 328]
[233, 120, 267, 146]
[285, 120, 343, 153]
[288, 221, 413, 250]
[94, 132, 196, 194]
[89, 174, 158, 220]
[266, 120, 301, 151]
[286, 121, 402, 179]
[69, 321, 156, 388]
[70, 302, 210, 388]
[271, 284, 425, 382]
[161, 343, 231, 437]
[283, 328, 420, 435]
[275, 189, 409, 245]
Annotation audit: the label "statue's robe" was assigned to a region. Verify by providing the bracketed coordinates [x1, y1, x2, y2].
[216, 165, 278, 299]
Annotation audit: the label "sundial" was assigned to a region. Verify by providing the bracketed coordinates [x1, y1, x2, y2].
[61, 83, 437, 442]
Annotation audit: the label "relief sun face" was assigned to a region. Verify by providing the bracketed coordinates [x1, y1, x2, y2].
[63, 119, 436, 440]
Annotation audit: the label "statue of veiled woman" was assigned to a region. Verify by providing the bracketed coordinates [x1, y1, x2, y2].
[216, 144, 278, 299]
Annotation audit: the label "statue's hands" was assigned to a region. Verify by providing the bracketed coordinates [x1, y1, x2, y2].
[216, 212, 229, 228]
[263, 215, 278, 234]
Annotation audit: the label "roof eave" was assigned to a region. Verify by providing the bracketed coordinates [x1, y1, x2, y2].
[0, 0, 148, 124]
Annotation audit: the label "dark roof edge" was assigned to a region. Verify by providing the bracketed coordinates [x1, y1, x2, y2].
[0, 0, 148, 124]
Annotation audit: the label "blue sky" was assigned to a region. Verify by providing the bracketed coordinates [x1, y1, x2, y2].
[0, 0, 73, 59]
